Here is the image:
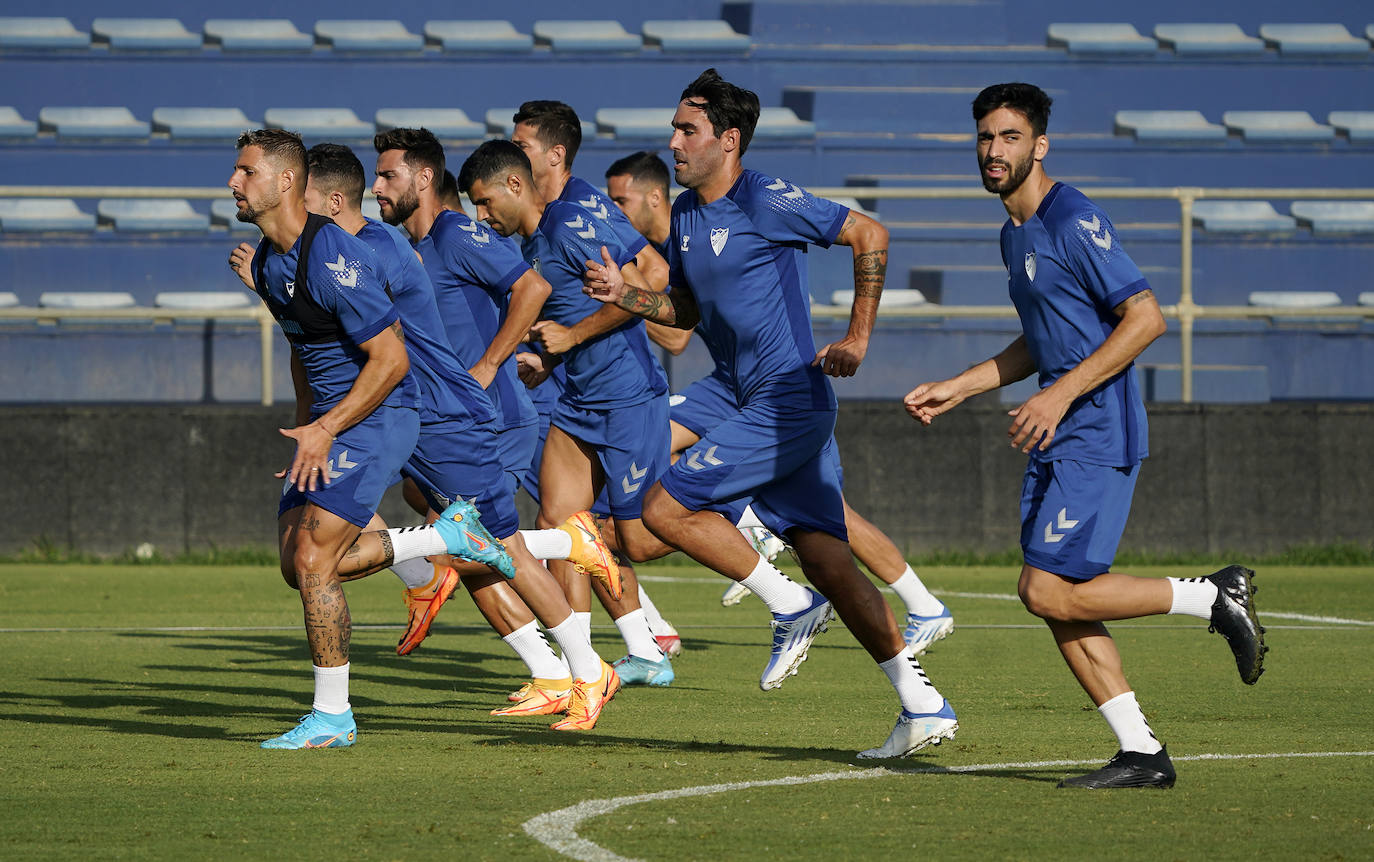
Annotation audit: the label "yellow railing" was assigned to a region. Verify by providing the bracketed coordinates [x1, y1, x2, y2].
[2, 184, 1373, 404]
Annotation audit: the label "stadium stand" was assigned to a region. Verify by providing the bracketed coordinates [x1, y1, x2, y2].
[210, 199, 261, 233]
[314, 20, 424, 52]
[1258, 23, 1369, 55]
[0, 107, 37, 138]
[38, 106, 149, 138]
[1046, 23, 1157, 54]
[39, 291, 136, 309]
[424, 20, 533, 52]
[1114, 110, 1227, 141]
[153, 291, 254, 309]
[91, 18, 201, 51]
[642, 20, 751, 52]
[1221, 110, 1335, 142]
[1153, 24, 1264, 54]
[263, 108, 372, 139]
[1248, 290, 1343, 308]
[375, 108, 484, 138]
[1192, 201, 1297, 233]
[0, 291, 18, 307]
[0, 199, 96, 232]
[203, 19, 313, 52]
[97, 199, 209, 232]
[533, 20, 642, 52]
[1290, 202, 1374, 233]
[0, 16, 87, 48]
[1329, 112, 1374, 142]
[152, 107, 256, 140]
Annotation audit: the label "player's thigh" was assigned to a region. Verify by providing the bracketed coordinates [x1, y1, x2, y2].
[284, 502, 364, 580]
[1019, 459, 1140, 582]
[537, 425, 598, 524]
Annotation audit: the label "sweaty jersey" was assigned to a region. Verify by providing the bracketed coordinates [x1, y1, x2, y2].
[1002, 182, 1150, 467]
[668, 169, 848, 409]
[253, 219, 419, 413]
[522, 199, 667, 409]
[560, 175, 650, 262]
[415, 209, 537, 432]
[357, 218, 495, 430]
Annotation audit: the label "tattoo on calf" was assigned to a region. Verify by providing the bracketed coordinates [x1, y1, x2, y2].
[379, 531, 395, 566]
[304, 576, 351, 665]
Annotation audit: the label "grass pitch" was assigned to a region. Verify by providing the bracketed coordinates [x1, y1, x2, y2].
[0, 563, 1371, 861]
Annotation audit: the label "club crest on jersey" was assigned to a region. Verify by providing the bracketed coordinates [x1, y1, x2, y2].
[1024, 253, 1036, 281]
[285, 280, 296, 299]
[710, 227, 729, 256]
[680, 234, 690, 253]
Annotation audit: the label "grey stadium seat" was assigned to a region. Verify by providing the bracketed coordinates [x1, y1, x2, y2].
[0, 292, 19, 307]
[92, 18, 201, 50]
[1047, 23, 1156, 53]
[375, 108, 484, 138]
[1290, 201, 1374, 234]
[1221, 111, 1333, 142]
[1153, 24, 1263, 54]
[0, 106, 38, 138]
[1328, 111, 1374, 143]
[533, 20, 641, 52]
[1115, 110, 1227, 141]
[754, 107, 816, 140]
[1192, 201, 1297, 233]
[425, 20, 532, 52]
[152, 107, 255, 140]
[39, 106, 150, 138]
[595, 108, 673, 138]
[642, 20, 750, 52]
[264, 108, 372, 139]
[97, 199, 210, 232]
[485, 107, 596, 139]
[154, 292, 254, 310]
[0, 199, 96, 232]
[0, 17, 88, 49]
[210, 199, 261, 233]
[1258, 23, 1368, 55]
[833, 289, 926, 311]
[1358, 292, 1374, 307]
[204, 19, 313, 51]
[39, 291, 137, 309]
[1247, 290, 1342, 308]
[315, 20, 423, 52]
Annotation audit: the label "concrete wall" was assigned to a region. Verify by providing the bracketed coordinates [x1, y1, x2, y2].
[2, 401, 1370, 558]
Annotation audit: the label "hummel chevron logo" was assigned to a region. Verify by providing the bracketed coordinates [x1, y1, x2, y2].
[1077, 215, 1113, 251]
[326, 450, 358, 481]
[621, 461, 648, 494]
[563, 215, 596, 239]
[324, 255, 358, 288]
[765, 177, 805, 200]
[685, 445, 725, 471]
[458, 221, 491, 244]
[578, 196, 610, 220]
[1043, 508, 1079, 544]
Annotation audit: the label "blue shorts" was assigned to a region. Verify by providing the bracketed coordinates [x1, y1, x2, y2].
[402, 421, 520, 539]
[1020, 458, 1140, 580]
[670, 370, 736, 438]
[550, 395, 669, 521]
[496, 419, 539, 504]
[660, 399, 847, 541]
[279, 405, 419, 528]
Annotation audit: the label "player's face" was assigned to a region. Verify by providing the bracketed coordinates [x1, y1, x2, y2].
[976, 107, 1040, 196]
[669, 101, 725, 191]
[606, 174, 653, 237]
[511, 122, 551, 185]
[227, 145, 280, 224]
[466, 176, 519, 238]
[373, 149, 420, 226]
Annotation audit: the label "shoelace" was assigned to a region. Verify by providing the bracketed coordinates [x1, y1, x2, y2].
[564, 684, 590, 720]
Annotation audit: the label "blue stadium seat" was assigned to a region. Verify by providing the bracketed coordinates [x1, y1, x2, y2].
[1247, 290, 1342, 308]
[152, 107, 255, 140]
[754, 107, 816, 140]
[1258, 23, 1368, 55]
[210, 199, 261, 233]
[1114, 110, 1227, 141]
[533, 20, 641, 52]
[1153, 23, 1264, 54]
[204, 19, 313, 52]
[315, 20, 423, 52]
[39, 106, 150, 139]
[0, 17, 88, 49]
[1328, 111, 1374, 143]
[154, 291, 254, 309]
[1047, 23, 1156, 53]
[97, 199, 210, 232]
[1193, 201, 1297, 233]
[0, 106, 37, 138]
[0, 199, 95, 232]
[1290, 201, 1374, 234]
[91, 18, 201, 51]
[424, 20, 532, 52]
[642, 20, 750, 52]
[263, 108, 372, 139]
[1221, 111, 1333, 142]
[375, 108, 484, 138]
[39, 291, 137, 309]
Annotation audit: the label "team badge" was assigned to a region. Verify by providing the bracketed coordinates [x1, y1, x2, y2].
[285, 280, 296, 299]
[680, 235, 690, 253]
[710, 227, 729, 256]
[1024, 253, 1036, 281]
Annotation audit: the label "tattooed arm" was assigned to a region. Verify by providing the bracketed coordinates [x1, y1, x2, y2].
[813, 211, 889, 377]
[583, 246, 700, 331]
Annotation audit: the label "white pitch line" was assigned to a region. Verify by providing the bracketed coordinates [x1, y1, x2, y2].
[524, 750, 1374, 862]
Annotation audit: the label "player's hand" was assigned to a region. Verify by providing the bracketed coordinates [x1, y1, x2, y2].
[532, 319, 578, 355]
[582, 246, 628, 305]
[813, 334, 868, 377]
[515, 351, 551, 388]
[467, 360, 498, 390]
[903, 380, 965, 425]
[1007, 386, 1073, 453]
[228, 242, 256, 289]
[275, 421, 335, 492]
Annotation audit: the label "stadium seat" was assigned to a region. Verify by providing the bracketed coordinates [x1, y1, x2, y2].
[210, 199, 261, 233]
[38, 106, 150, 139]
[1047, 23, 1156, 53]
[39, 291, 137, 309]
[152, 107, 255, 140]
[0, 17, 88, 49]
[1328, 111, 1374, 143]
[91, 18, 201, 50]
[1153, 23, 1264, 54]
[833, 288, 927, 311]
[375, 108, 484, 138]
[424, 20, 532, 52]
[1258, 23, 1368, 55]
[595, 108, 673, 138]
[0, 199, 95, 232]
[0, 291, 20, 307]
[97, 199, 210, 232]
[154, 291, 254, 309]
[1221, 111, 1334, 142]
[754, 107, 817, 140]
[1290, 201, 1374, 234]
[642, 20, 750, 52]
[0, 106, 37, 138]
[1114, 110, 1227, 141]
[204, 19, 313, 52]
[826, 196, 879, 221]
[1358, 292, 1374, 306]
[263, 108, 371, 139]
[1247, 290, 1342, 308]
[315, 20, 423, 52]
[533, 20, 641, 52]
[1192, 201, 1297, 232]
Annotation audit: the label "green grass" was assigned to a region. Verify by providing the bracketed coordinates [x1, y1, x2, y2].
[1, 564, 1371, 861]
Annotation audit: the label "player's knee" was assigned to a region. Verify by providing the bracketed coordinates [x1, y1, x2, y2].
[290, 544, 336, 586]
[278, 561, 300, 590]
[1019, 575, 1067, 620]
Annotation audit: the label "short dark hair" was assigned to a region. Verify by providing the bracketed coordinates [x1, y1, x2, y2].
[236, 128, 307, 178]
[605, 151, 670, 197]
[971, 83, 1053, 138]
[512, 100, 582, 168]
[438, 169, 461, 206]
[679, 68, 759, 155]
[306, 143, 365, 207]
[458, 140, 534, 194]
[372, 127, 445, 180]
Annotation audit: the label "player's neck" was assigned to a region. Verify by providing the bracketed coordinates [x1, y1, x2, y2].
[647, 215, 670, 248]
[260, 199, 308, 253]
[693, 163, 744, 205]
[516, 197, 545, 239]
[404, 196, 442, 244]
[540, 171, 570, 205]
[1001, 170, 1055, 226]
[331, 208, 367, 236]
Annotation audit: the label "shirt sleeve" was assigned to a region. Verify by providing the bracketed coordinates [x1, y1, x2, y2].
[441, 217, 531, 294]
[1060, 207, 1150, 311]
[745, 175, 850, 248]
[308, 233, 397, 346]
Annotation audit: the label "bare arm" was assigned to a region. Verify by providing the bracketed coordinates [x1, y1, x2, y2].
[535, 261, 650, 355]
[583, 246, 700, 330]
[813, 211, 888, 377]
[646, 322, 693, 355]
[904, 335, 1036, 425]
[469, 268, 552, 389]
[632, 243, 669, 294]
[289, 346, 313, 427]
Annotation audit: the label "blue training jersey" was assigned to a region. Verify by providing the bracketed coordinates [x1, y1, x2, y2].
[668, 169, 848, 409]
[415, 209, 537, 432]
[522, 199, 667, 409]
[357, 218, 496, 430]
[255, 221, 419, 413]
[1002, 182, 1150, 467]
[560, 175, 650, 262]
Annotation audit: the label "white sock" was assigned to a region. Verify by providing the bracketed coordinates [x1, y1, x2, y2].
[546, 615, 603, 683]
[312, 663, 350, 715]
[520, 528, 573, 560]
[637, 582, 667, 629]
[501, 621, 571, 680]
[888, 566, 945, 617]
[385, 523, 449, 563]
[575, 611, 593, 643]
[735, 504, 765, 530]
[614, 609, 665, 661]
[739, 555, 811, 615]
[878, 648, 944, 714]
[392, 557, 438, 589]
[1099, 691, 1163, 754]
[1168, 577, 1218, 620]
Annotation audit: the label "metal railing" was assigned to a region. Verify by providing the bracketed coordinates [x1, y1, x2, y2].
[3, 184, 1373, 404]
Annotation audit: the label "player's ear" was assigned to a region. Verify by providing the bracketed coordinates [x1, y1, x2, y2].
[548, 144, 565, 170]
[720, 127, 740, 156]
[1034, 134, 1049, 162]
[279, 167, 296, 195]
[416, 166, 434, 193]
[330, 190, 345, 216]
[505, 172, 522, 196]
